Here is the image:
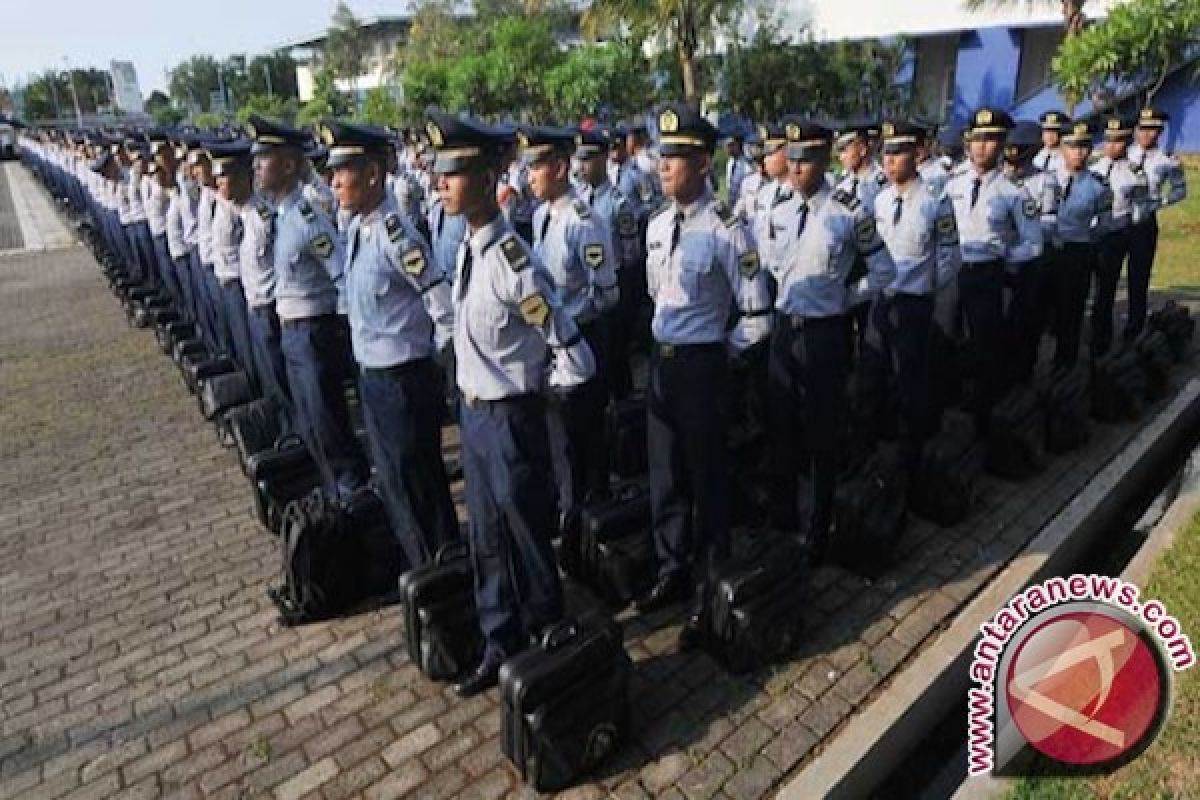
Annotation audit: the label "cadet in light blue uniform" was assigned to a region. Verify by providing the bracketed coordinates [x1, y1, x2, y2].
[875, 120, 960, 468]
[1002, 122, 1060, 385]
[945, 107, 1043, 430]
[576, 127, 643, 400]
[1127, 107, 1188, 341]
[239, 184, 292, 422]
[208, 140, 258, 387]
[425, 109, 595, 697]
[523, 124, 619, 527]
[1034, 111, 1067, 174]
[634, 103, 772, 650]
[146, 130, 184, 313]
[1051, 121, 1113, 369]
[324, 119, 460, 569]
[1091, 115, 1150, 356]
[768, 119, 896, 552]
[723, 133, 751, 207]
[249, 115, 369, 498]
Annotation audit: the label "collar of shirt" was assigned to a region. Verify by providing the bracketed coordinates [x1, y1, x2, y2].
[674, 188, 716, 222]
[275, 184, 307, 218]
[468, 212, 508, 258]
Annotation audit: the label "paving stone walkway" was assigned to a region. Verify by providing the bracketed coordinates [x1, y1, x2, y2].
[1, 176, 1195, 799]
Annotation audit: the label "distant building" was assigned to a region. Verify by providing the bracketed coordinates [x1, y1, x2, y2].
[110, 60, 144, 113]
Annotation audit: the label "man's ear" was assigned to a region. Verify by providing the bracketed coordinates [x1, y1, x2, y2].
[696, 152, 713, 177]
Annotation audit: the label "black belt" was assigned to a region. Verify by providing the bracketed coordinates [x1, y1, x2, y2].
[362, 357, 432, 379]
[653, 341, 723, 359]
[280, 313, 339, 330]
[787, 313, 848, 331]
[461, 391, 541, 411]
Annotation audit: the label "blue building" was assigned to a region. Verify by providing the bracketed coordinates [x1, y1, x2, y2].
[900, 19, 1199, 153]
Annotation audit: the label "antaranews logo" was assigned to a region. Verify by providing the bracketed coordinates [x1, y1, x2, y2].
[967, 574, 1195, 777]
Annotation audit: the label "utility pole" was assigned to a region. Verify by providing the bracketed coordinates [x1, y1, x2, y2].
[264, 62, 273, 98]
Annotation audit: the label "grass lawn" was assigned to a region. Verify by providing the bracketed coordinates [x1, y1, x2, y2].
[1006, 506, 1200, 799]
[1149, 157, 1199, 296]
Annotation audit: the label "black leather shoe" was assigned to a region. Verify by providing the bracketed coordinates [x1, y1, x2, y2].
[678, 611, 707, 651]
[635, 572, 688, 614]
[454, 658, 501, 698]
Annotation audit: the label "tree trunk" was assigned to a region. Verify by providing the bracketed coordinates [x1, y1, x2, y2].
[680, 48, 698, 105]
[1062, 0, 1087, 37]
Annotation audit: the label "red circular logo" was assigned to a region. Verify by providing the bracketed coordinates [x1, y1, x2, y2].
[1005, 610, 1166, 766]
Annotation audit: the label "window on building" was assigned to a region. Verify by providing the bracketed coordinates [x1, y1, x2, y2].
[1015, 26, 1065, 101]
[913, 33, 959, 122]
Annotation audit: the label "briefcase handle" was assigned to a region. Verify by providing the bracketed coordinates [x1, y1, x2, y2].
[539, 620, 579, 652]
[274, 433, 304, 452]
[434, 540, 469, 565]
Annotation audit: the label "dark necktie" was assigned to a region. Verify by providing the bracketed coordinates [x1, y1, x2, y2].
[457, 242, 473, 301]
[796, 203, 808, 237]
[1062, 175, 1073, 202]
[434, 205, 444, 238]
[970, 177, 982, 209]
[892, 196, 903, 226]
[670, 210, 683, 255]
[537, 212, 551, 245]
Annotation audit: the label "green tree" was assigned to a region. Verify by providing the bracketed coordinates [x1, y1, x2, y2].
[325, 1, 366, 93]
[583, 0, 744, 103]
[543, 41, 653, 120]
[246, 52, 299, 99]
[191, 111, 226, 129]
[170, 55, 220, 111]
[1053, 0, 1200, 108]
[235, 93, 299, 125]
[400, 60, 451, 121]
[358, 87, 402, 127]
[963, 0, 1090, 37]
[296, 65, 351, 127]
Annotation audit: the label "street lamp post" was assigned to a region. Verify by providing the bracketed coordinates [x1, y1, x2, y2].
[63, 57, 83, 128]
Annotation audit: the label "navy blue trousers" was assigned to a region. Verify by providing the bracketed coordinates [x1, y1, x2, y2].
[247, 305, 293, 425]
[1093, 230, 1132, 357]
[359, 359, 460, 569]
[647, 344, 729, 595]
[220, 280, 256, 388]
[280, 315, 368, 498]
[958, 261, 1006, 429]
[153, 234, 183, 310]
[460, 394, 562, 661]
[1126, 216, 1158, 341]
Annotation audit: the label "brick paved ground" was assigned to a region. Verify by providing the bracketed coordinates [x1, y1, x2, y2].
[1, 188, 1196, 799]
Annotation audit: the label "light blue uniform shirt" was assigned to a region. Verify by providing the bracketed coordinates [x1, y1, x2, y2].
[645, 190, 772, 350]
[577, 180, 642, 272]
[531, 191, 620, 325]
[836, 162, 889, 217]
[774, 183, 897, 317]
[272, 185, 345, 321]
[428, 197, 467, 284]
[875, 179, 961, 294]
[1091, 156, 1149, 231]
[918, 157, 952, 196]
[1008, 167, 1060, 247]
[345, 194, 454, 368]
[239, 194, 276, 309]
[211, 195, 244, 284]
[1053, 166, 1113, 244]
[945, 168, 1044, 265]
[196, 187, 218, 267]
[453, 214, 595, 401]
[1128, 144, 1187, 210]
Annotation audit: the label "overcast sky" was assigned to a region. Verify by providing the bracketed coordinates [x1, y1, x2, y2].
[0, 0, 1124, 97]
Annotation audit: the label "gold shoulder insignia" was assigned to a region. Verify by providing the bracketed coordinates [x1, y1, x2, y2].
[310, 231, 333, 259]
[518, 293, 550, 327]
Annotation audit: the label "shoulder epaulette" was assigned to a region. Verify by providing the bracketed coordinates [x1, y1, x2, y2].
[298, 200, 315, 223]
[831, 189, 860, 211]
[384, 213, 405, 244]
[255, 202, 271, 221]
[498, 233, 530, 272]
[716, 201, 737, 228]
[874, 171, 888, 186]
[572, 198, 591, 219]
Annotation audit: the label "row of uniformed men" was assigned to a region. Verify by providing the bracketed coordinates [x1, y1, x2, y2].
[21, 99, 1186, 693]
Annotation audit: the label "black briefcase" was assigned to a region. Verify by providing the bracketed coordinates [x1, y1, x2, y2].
[227, 397, 284, 475]
[397, 541, 483, 682]
[249, 437, 321, 534]
[183, 355, 236, 396]
[156, 321, 194, 355]
[201, 370, 254, 421]
[573, 481, 654, 609]
[987, 386, 1046, 480]
[831, 445, 909, 575]
[1041, 364, 1090, 453]
[1148, 301, 1195, 361]
[500, 616, 631, 792]
[911, 411, 983, 526]
[1092, 346, 1146, 422]
[172, 336, 207, 366]
[706, 533, 807, 675]
[1135, 329, 1174, 401]
[607, 394, 647, 480]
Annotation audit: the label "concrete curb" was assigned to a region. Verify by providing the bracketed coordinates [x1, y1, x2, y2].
[776, 378, 1200, 800]
[1, 162, 76, 254]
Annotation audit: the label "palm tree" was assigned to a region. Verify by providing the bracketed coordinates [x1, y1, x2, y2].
[963, 0, 1090, 37]
[583, 0, 743, 104]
